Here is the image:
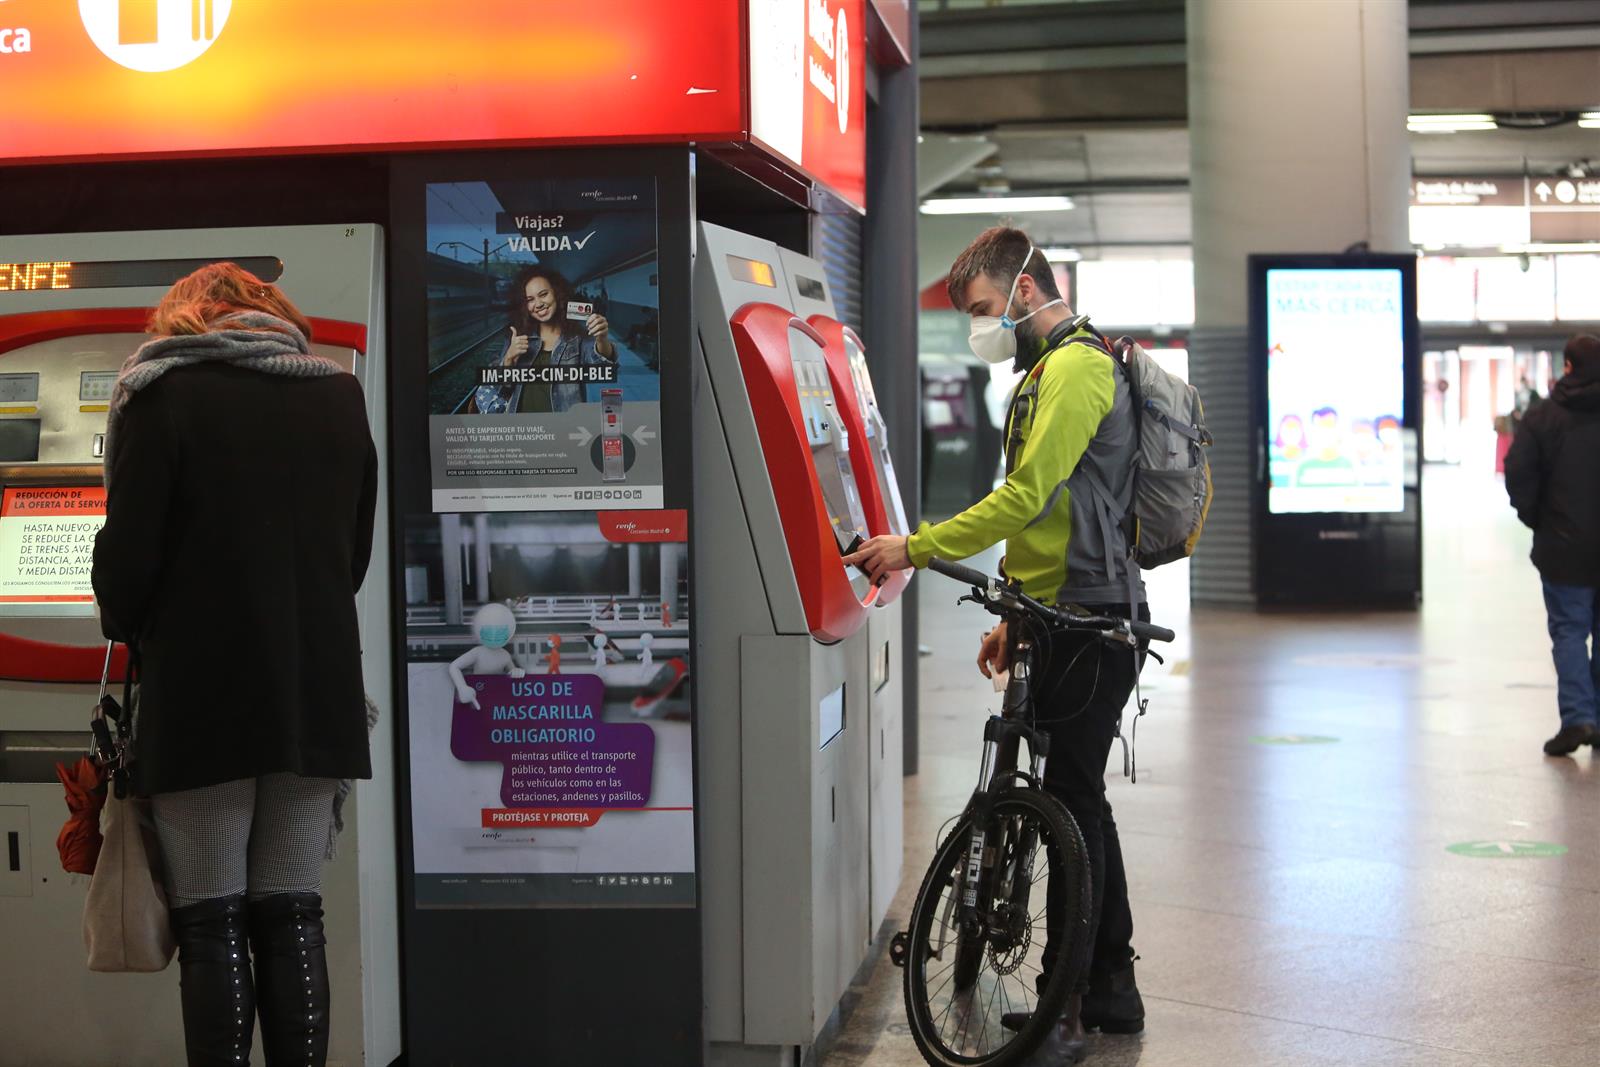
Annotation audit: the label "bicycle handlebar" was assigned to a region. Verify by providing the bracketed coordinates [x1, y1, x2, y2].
[926, 557, 991, 589]
[926, 556, 1176, 644]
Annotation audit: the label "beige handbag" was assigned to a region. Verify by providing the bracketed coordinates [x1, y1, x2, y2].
[82, 640, 175, 973]
[85, 793, 175, 972]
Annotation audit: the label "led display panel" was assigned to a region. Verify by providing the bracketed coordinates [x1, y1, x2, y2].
[1265, 268, 1406, 515]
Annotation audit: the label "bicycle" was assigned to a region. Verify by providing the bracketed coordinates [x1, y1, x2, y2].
[892, 557, 1174, 1067]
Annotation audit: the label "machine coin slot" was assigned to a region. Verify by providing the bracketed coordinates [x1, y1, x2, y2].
[92, 434, 105, 459]
[0, 806, 27, 897]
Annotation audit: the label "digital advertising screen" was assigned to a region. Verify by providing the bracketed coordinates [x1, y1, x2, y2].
[1265, 268, 1406, 515]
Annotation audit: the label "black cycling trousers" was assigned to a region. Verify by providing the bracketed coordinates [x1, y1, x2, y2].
[1031, 602, 1146, 996]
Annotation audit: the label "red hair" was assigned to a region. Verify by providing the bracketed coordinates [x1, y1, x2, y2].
[149, 261, 313, 340]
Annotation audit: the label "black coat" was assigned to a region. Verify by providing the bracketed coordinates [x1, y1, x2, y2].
[1504, 370, 1600, 588]
[92, 363, 378, 795]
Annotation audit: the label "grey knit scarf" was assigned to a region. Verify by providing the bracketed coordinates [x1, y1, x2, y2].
[103, 311, 343, 488]
[103, 311, 373, 857]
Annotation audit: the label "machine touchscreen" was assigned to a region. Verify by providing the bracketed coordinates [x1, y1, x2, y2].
[785, 322, 870, 552]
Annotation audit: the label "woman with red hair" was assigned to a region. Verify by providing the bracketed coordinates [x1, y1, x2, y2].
[92, 262, 376, 1066]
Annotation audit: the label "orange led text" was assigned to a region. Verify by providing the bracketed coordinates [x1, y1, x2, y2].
[0, 262, 74, 291]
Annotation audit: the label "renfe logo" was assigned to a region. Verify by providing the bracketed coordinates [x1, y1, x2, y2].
[806, 0, 850, 135]
[79, 0, 233, 73]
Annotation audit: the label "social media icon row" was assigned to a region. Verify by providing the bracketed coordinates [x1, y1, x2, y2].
[598, 875, 674, 886]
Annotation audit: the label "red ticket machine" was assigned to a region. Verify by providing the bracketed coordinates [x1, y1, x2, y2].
[807, 316, 911, 606]
[727, 301, 880, 642]
[0, 225, 397, 1067]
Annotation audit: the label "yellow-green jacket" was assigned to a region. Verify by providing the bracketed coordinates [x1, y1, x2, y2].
[907, 326, 1145, 606]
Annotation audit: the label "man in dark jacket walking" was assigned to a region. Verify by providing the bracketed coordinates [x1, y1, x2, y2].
[1505, 334, 1600, 756]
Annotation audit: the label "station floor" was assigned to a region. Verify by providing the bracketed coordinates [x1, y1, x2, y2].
[821, 466, 1599, 1067]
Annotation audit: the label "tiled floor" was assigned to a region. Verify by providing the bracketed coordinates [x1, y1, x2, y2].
[821, 466, 1599, 1067]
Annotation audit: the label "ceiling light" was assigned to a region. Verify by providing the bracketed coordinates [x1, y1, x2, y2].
[1408, 113, 1495, 124]
[920, 195, 1075, 215]
[1579, 119, 1600, 129]
[1041, 246, 1082, 262]
[1408, 113, 1497, 133]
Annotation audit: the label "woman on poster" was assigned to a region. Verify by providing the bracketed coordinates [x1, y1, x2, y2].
[495, 265, 616, 414]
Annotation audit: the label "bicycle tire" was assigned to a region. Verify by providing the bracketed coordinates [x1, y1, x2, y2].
[903, 787, 1092, 1067]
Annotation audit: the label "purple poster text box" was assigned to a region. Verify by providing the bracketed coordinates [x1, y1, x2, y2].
[450, 673, 655, 810]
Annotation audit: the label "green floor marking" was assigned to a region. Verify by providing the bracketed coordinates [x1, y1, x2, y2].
[1446, 840, 1567, 859]
[1250, 734, 1339, 745]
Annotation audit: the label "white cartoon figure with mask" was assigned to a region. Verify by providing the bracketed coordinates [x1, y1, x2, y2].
[447, 602, 526, 709]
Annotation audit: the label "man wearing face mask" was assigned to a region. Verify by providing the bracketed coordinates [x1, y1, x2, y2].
[847, 227, 1147, 1063]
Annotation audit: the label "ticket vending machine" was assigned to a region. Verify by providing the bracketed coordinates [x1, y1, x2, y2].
[0, 226, 399, 1067]
[694, 221, 907, 1065]
[776, 246, 909, 940]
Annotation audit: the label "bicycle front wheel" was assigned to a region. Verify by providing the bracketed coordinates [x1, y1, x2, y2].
[903, 787, 1090, 1067]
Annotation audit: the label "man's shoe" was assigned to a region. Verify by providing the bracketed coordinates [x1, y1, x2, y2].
[1543, 723, 1597, 756]
[1082, 965, 1145, 1035]
[1017, 994, 1088, 1066]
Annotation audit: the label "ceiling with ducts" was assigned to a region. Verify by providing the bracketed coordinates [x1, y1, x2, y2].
[916, 0, 1600, 288]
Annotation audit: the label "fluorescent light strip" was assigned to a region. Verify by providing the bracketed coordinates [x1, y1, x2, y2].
[1041, 247, 1082, 263]
[1408, 113, 1494, 124]
[921, 195, 1076, 215]
[1579, 119, 1600, 129]
[1409, 123, 1498, 134]
[1408, 113, 1497, 134]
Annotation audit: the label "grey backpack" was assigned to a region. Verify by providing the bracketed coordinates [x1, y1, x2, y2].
[1078, 329, 1213, 571]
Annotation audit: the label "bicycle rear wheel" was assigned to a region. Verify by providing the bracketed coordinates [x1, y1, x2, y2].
[903, 787, 1091, 1067]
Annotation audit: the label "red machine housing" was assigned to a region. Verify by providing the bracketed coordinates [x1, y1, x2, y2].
[0, 307, 367, 682]
[728, 302, 879, 643]
[809, 315, 910, 607]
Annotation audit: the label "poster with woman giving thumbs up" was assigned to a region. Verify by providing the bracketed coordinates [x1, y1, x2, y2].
[423, 175, 664, 513]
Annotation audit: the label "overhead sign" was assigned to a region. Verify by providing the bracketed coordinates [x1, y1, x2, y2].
[1410, 176, 1600, 246]
[749, 0, 867, 210]
[0, 1, 744, 164]
[0, 485, 106, 612]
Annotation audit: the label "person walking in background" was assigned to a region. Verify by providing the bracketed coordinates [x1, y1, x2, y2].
[92, 264, 378, 1065]
[1505, 334, 1600, 757]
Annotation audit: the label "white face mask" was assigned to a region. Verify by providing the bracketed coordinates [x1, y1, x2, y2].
[967, 245, 1064, 365]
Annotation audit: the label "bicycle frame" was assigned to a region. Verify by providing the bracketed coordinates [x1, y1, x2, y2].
[954, 623, 1052, 970]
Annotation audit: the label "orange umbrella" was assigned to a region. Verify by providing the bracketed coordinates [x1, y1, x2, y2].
[54, 756, 107, 876]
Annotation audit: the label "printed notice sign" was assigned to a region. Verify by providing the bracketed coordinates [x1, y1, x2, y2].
[0, 486, 107, 613]
[424, 177, 666, 513]
[405, 509, 695, 907]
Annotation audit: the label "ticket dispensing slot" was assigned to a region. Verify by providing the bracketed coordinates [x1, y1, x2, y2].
[728, 304, 878, 643]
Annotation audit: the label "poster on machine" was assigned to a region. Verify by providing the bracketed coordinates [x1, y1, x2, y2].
[1265, 268, 1407, 514]
[0, 486, 106, 614]
[424, 177, 665, 513]
[403, 509, 694, 908]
